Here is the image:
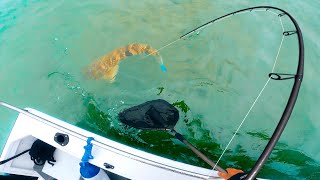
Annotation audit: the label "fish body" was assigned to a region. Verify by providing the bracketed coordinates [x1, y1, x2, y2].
[87, 43, 160, 81]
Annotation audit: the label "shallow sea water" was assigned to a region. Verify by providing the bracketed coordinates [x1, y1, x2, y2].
[1, 0, 320, 179]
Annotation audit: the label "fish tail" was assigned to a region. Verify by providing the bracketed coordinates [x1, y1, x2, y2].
[86, 61, 102, 79]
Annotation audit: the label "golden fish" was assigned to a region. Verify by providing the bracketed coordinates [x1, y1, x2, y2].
[86, 43, 165, 82]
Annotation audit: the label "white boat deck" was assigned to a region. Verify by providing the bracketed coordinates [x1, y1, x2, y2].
[0, 108, 222, 180]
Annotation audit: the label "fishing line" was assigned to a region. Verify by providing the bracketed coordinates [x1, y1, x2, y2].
[49, 6, 297, 179]
[138, 7, 291, 178]
[279, 16, 285, 32]
[143, 8, 282, 61]
[142, 38, 182, 59]
[140, 8, 290, 178]
[272, 35, 284, 73]
[205, 10, 286, 179]
[210, 77, 272, 178]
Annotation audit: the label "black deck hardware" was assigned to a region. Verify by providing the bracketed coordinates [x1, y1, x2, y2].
[104, 162, 114, 169]
[54, 133, 69, 146]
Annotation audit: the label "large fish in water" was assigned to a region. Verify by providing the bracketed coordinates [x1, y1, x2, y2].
[86, 43, 167, 82]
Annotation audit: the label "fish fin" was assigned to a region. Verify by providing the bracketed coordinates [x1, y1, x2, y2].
[110, 77, 116, 83]
[103, 65, 119, 82]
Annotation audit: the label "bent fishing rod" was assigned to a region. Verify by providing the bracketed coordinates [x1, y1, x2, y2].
[0, 5, 304, 180]
[179, 6, 304, 179]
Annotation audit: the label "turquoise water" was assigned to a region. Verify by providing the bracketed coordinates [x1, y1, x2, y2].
[1, 0, 320, 179]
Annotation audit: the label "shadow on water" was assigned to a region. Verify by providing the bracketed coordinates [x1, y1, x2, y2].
[73, 91, 320, 179]
[47, 70, 320, 179]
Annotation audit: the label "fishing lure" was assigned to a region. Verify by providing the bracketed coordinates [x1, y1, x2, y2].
[87, 43, 167, 82]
